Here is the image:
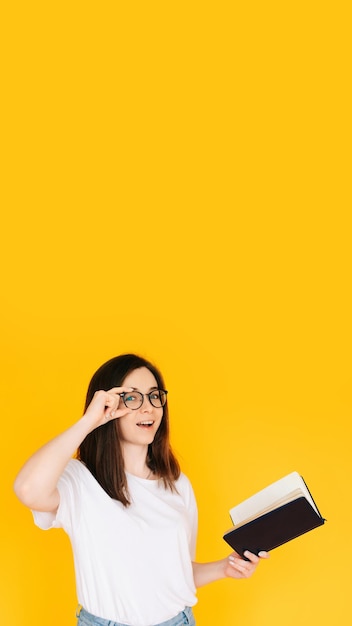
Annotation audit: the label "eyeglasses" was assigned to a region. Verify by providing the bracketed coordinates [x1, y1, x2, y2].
[119, 389, 168, 410]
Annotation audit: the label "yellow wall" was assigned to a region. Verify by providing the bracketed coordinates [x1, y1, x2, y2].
[1, 2, 351, 625]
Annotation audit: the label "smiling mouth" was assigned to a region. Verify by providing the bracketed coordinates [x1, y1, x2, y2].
[136, 420, 154, 428]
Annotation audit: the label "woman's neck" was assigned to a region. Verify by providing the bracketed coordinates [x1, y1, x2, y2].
[122, 443, 150, 478]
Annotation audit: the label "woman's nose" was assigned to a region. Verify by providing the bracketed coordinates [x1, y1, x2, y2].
[141, 396, 153, 412]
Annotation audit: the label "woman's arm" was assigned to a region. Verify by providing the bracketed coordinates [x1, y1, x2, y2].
[192, 550, 269, 588]
[13, 387, 132, 512]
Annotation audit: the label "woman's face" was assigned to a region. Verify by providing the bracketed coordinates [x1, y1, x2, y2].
[117, 367, 164, 447]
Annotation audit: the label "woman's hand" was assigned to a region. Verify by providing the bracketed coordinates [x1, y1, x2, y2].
[83, 387, 134, 431]
[224, 550, 269, 579]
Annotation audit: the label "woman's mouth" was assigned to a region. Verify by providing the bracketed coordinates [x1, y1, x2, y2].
[136, 420, 154, 428]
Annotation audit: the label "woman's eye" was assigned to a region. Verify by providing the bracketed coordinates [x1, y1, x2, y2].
[150, 393, 159, 400]
[125, 395, 135, 402]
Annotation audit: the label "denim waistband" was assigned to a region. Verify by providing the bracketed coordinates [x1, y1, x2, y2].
[77, 605, 195, 626]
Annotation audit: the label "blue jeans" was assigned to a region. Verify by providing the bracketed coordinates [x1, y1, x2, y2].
[77, 606, 196, 626]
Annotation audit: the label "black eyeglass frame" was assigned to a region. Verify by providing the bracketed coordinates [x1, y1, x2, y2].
[119, 389, 168, 410]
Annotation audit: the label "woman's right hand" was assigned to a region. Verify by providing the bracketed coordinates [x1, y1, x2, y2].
[83, 387, 134, 430]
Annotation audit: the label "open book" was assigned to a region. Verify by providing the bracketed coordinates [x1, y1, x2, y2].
[223, 472, 325, 557]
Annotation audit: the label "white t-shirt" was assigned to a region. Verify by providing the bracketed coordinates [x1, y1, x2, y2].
[33, 459, 198, 626]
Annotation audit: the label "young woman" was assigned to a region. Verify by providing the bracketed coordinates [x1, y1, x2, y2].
[14, 353, 268, 626]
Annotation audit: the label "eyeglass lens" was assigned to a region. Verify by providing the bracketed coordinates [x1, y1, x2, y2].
[121, 390, 167, 410]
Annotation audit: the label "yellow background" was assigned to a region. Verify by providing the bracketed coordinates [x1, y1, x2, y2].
[1, 1, 351, 625]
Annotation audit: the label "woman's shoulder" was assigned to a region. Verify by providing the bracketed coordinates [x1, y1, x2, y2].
[177, 471, 192, 485]
[176, 471, 195, 494]
[60, 458, 91, 482]
[59, 458, 106, 499]
[175, 472, 197, 510]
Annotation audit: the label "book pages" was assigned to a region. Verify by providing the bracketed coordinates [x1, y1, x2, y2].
[229, 472, 319, 526]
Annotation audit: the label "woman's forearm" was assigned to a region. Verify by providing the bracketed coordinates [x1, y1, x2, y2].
[13, 415, 93, 511]
[14, 387, 132, 512]
[193, 551, 268, 587]
[192, 559, 227, 587]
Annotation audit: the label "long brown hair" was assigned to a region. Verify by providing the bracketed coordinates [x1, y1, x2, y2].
[77, 354, 180, 506]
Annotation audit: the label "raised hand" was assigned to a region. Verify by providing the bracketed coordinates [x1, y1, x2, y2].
[84, 387, 134, 430]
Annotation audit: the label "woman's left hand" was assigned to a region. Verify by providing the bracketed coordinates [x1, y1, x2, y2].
[224, 550, 269, 579]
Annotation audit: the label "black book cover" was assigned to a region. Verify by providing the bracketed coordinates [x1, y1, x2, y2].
[223, 496, 325, 557]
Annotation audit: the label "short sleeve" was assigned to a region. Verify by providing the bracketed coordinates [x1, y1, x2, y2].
[179, 474, 198, 560]
[188, 485, 198, 560]
[32, 458, 84, 532]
